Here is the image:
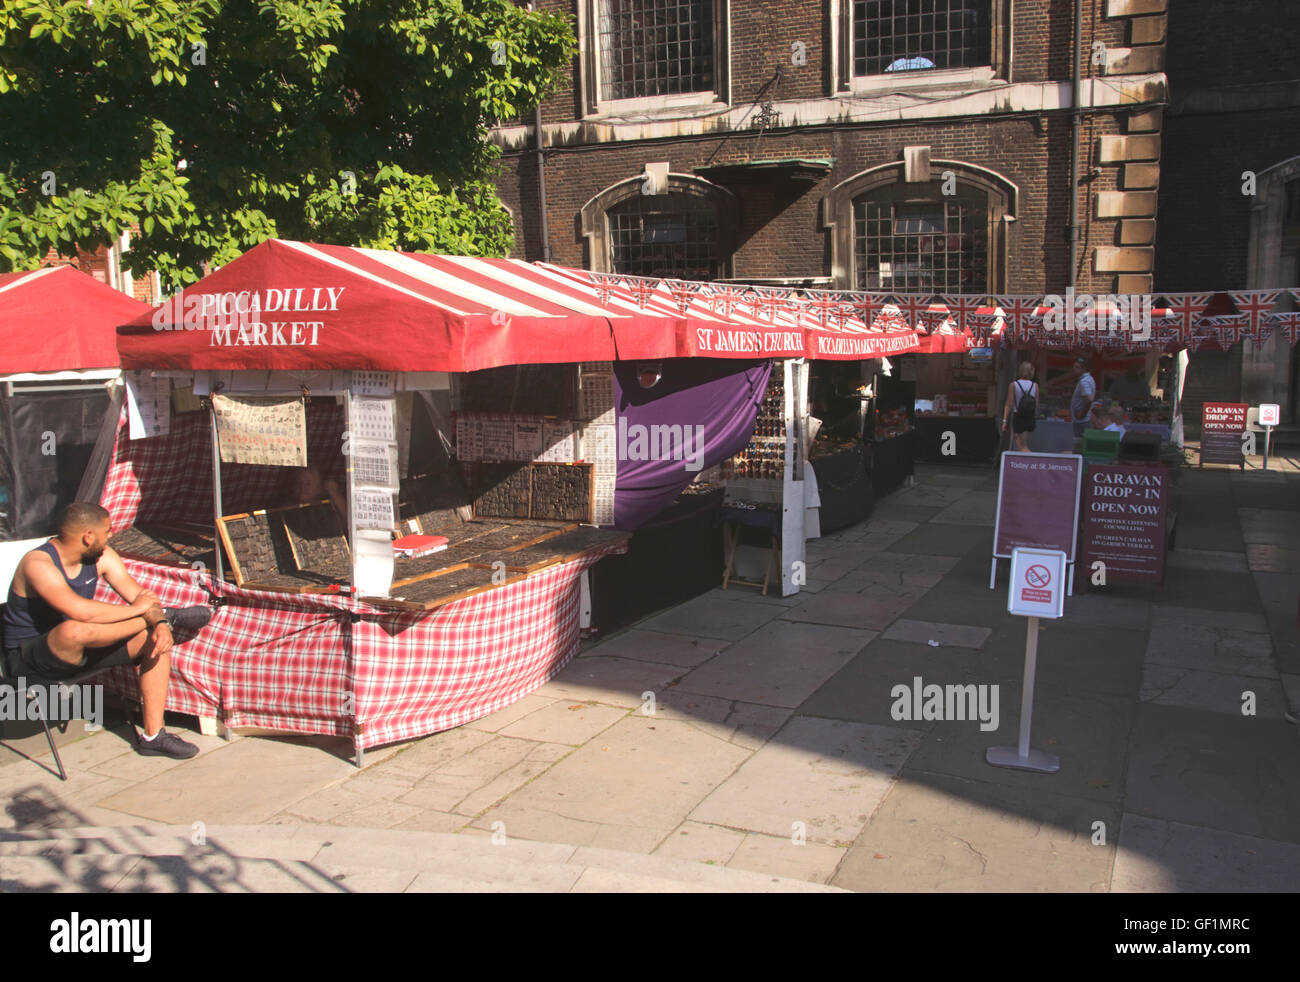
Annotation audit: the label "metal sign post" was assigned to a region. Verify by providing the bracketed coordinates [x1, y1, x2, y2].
[988, 547, 1066, 774]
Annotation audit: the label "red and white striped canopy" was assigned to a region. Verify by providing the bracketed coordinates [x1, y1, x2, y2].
[1, 265, 147, 372]
[118, 240, 922, 371]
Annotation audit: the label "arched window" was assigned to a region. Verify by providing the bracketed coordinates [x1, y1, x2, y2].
[580, 174, 735, 278]
[853, 185, 989, 292]
[822, 160, 1016, 292]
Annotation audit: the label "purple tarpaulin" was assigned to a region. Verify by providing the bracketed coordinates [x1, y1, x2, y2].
[612, 358, 773, 529]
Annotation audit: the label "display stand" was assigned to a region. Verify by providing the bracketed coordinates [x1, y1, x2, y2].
[721, 359, 808, 597]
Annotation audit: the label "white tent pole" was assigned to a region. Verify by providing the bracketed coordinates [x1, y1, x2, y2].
[208, 398, 226, 583]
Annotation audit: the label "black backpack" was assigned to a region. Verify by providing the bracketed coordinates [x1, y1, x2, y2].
[1013, 381, 1037, 425]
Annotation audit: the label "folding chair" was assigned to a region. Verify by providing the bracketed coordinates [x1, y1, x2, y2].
[0, 604, 139, 781]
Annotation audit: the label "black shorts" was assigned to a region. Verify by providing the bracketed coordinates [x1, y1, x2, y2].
[4, 630, 136, 682]
[1012, 415, 1037, 434]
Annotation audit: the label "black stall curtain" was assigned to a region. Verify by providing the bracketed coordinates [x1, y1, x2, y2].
[0, 385, 113, 540]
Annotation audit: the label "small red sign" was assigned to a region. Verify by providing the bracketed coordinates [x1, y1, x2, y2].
[1021, 588, 1052, 603]
[1201, 402, 1249, 432]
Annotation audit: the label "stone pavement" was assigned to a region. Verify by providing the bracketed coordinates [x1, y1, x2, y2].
[2, 451, 1298, 892]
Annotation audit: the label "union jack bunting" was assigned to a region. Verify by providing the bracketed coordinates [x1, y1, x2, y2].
[1266, 311, 1300, 345]
[708, 284, 747, 317]
[968, 309, 1001, 343]
[587, 270, 620, 306]
[941, 294, 986, 335]
[1163, 293, 1212, 340]
[666, 279, 704, 314]
[995, 295, 1042, 343]
[844, 291, 884, 329]
[626, 276, 660, 309]
[803, 290, 844, 326]
[1229, 290, 1281, 343]
[1200, 314, 1248, 348]
[890, 293, 935, 331]
[751, 288, 790, 321]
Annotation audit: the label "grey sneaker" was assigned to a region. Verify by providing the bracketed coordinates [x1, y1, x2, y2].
[135, 728, 199, 759]
[164, 605, 212, 634]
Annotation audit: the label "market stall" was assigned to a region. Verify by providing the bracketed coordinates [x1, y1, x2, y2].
[110, 241, 934, 756]
[110, 240, 817, 758]
[0, 266, 145, 543]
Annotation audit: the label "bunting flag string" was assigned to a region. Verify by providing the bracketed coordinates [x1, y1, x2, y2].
[571, 272, 1296, 353]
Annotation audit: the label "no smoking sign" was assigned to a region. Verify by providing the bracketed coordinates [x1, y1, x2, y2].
[1008, 548, 1066, 618]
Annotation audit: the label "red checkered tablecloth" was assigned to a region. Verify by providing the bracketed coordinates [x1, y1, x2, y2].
[94, 399, 627, 750]
[95, 547, 621, 751]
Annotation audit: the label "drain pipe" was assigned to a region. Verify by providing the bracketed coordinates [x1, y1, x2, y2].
[534, 101, 551, 262]
[1067, 0, 1083, 290]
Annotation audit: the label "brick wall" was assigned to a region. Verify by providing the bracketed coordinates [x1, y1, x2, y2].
[499, 109, 1129, 292]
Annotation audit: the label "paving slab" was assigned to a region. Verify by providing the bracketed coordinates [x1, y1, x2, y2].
[673, 621, 876, 707]
[689, 715, 923, 845]
[433, 735, 536, 780]
[1124, 703, 1300, 842]
[1139, 665, 1288, 719]
[1238, 507, 1300, 545]
[452, 758, 554, 817]
[929, 492, 997, 526]
[900, 686, 1135, 804]
[783, 582, 929, 631]
[1252, 572, 1300, 644]
[1054, 591, 1151, 630]
[1144, 623, 1275, 678]
[328, 800, 424, 829]
[834, 772, 1117, 892]
[652, 820, 746, 865]
[1026, 621, 1149, 698]
[585, 629, 729, 668]
[475, 715, 750, 850]
[636, 591, 784, 641]
[1112, 813, 1300, 892]
[1165, 548, 1250, 573]
[391, 810, 472, 834]
[727, 831, 846, 884]
[1158, 567, 1263, 613]
[882, 620, 992, 649]
[534, 656, 689, 711]
[885, 523, 992, 557]
[368, 727, 496, 782]
[463, 693, 557, 732]
[869, 504, 946, 525]
[1247, 543, 1300, 573]
[91, 737, 358, 826]
[1149, 604, 1269, 635]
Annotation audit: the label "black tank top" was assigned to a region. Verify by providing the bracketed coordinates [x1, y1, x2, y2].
[3, 541, 100, 647]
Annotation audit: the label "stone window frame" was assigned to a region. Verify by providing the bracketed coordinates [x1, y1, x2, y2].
[828, 0, 1010, 97]
[577, 0, 731, 119]
[821, 159, 1017, 291]
[580, 173, 737, 276]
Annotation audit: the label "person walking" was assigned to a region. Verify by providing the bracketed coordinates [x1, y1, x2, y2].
[1002, 361, 1039, 452]
[1070, 356, 1097, 440]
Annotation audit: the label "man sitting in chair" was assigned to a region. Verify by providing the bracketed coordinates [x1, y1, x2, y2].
[0, 502, 211, 759]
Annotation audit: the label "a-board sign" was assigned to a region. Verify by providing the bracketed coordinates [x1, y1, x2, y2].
[1200, 401, 1248, 466]
[1259, 403, 1280, 427]
[993, 453, 1084, 561]
[1008, 548, 1067, 618]
[1079, 462, 1169, 584]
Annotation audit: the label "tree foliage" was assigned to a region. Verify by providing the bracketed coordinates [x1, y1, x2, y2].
[0, 0, 573, 289]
